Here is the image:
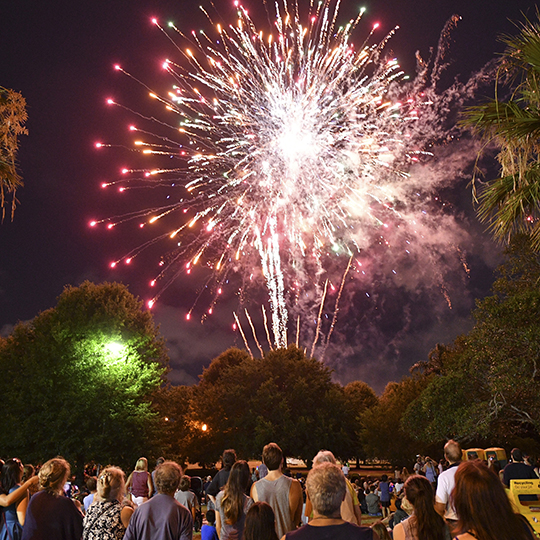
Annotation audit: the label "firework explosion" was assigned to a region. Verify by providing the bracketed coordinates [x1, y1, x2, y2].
[93, 0, 466, 350]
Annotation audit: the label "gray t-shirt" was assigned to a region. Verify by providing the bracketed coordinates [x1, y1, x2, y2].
[253, 475, 294, 538]
[174, 490, 198, 513]
[215, 491, 253, 540]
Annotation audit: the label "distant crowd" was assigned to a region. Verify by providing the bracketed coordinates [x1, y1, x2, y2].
[0, 440, 538, 540]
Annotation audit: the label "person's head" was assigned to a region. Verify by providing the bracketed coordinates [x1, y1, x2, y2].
[222, 449, 237, 470]
[403, 475, 433, 510]
[262, 443, 283, 471]
[39, 458, 70, 495]
[511, 448, 523, 462]
[404, 475, 445, 538]
[22, 464, 35, 483]
[86, 476, 97, 493]
[488, 458, 502, 475]
[381, 474, 388, 482]
[306, 462, 346, 518]
[179, 475, 191, 492]
[97, 467, 126, 502]
[135, 457, 148, 471]
[206, 509, 216, 526]
[155, 461, 183, 495]
[371, 521, 392, 540]
[155, 457, 165, 468]
[444, 439, 462, 463]
[453, 460, 533, 540]
[312, 450, 336, 466]
[1, 458, 23, 493]
[244, 502, 279, 540]
[227, 460, 250, 493]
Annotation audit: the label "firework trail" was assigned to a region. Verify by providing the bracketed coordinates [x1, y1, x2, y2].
[93, 0, 469, 350]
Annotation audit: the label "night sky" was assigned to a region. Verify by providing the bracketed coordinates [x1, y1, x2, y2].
[1, 0, 536, 393]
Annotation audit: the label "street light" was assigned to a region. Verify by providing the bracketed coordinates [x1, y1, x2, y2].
[104, 341, 127, 364]
[106, 342, 124, 355]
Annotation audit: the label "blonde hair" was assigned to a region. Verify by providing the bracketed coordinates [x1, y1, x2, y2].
[98, 467, 126, 502]
[39, 458, 70, 495]
[135, 457, 148, 471]
[312, 450, 336, 466]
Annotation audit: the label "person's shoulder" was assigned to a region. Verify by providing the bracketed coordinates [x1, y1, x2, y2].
[339, 522, 376, 538]
[171, 495, 191, 509]
[244, 494, 254, 510]
[439, 467, 457, 481]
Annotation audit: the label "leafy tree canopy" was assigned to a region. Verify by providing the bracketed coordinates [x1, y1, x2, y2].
[359, 375, 435, 466]
[403, 235, 540, 445]
[0, 281, 168, 470]
[182, 346, 370, 465]
[462, 14, 540, 250]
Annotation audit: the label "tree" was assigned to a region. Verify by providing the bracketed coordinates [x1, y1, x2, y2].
[462, 14, 540, 250]
[183, 346, 360, 465]
[403, 235, 540, 444]
[359, 376, 436, 466]
[343, 381, 378, 466]
[0, 87, 27, 220]
[153, 384, 195, 466]
[0, 281, 168, 471]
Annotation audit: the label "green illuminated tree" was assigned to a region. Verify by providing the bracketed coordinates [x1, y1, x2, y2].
[0, 87, 27, 221]
[0, 281, 167, 470]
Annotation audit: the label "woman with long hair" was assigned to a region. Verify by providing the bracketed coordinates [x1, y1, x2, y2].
[215, 460, 253, 539]
[452, 460, 535, 540]
[0, 458, 28, 540]
[393, 475, 450, 540]
[83, 466, 134, 540]
[244, 502, 278, 540]
[21, 458, 83, 540]
[125, 457, 153, 506]
[400, 468, 411, 483]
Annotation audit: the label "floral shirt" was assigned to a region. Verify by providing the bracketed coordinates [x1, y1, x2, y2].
[83, 500, 126, 540]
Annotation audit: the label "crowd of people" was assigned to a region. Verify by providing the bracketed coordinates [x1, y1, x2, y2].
[0, 440, 538, 540]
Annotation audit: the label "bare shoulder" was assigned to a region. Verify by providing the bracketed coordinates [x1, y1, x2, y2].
[290, 478, 302, 492]
[250, 481, 259, 501]
[393, 522, 405, 540]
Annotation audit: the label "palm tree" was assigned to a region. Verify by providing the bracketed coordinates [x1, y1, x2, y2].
[0, 86, 28, 221]
[462, 13, 540, 250]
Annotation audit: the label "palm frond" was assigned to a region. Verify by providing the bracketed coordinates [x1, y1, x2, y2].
[463, 101, 540, 141]
[477, 165, 540, 242]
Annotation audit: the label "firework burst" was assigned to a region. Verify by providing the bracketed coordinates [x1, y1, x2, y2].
[93, 0, 456, 349]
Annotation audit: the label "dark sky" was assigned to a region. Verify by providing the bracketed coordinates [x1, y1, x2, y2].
[0, 0, 536, 393]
